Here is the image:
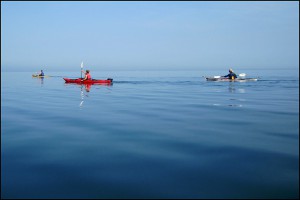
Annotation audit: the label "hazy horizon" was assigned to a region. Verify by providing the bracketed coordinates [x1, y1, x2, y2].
[1, 1, 299, 72]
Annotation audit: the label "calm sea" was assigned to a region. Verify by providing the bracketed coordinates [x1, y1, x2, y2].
[1, 69, 299, 199]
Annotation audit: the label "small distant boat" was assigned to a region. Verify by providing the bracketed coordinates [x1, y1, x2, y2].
[63, 78, 113, 84]
[205, 77, 258, 82]
[32, 74, 49, 78]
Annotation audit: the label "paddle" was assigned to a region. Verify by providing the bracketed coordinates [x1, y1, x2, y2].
[81, 61, 83, 79]
[238, 73, 246, 79]
[80, 62, 85, 107]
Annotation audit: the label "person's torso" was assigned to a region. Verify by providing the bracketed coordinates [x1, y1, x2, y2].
[229, 73, 236, 79]
[86, 73, 91, 79]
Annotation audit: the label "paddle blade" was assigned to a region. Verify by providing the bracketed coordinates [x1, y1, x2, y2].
[239, 73, 246, 77]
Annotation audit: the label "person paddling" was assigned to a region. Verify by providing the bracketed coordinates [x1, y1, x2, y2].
[39, 70, 44, 76]
[224, 68, 237, 80]
[81, 70, 91, 80]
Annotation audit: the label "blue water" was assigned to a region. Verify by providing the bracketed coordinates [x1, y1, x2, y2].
[1, 69, 299, 199]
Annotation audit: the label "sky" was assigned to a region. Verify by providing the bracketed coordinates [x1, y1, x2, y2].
[1, 1, 299, 71]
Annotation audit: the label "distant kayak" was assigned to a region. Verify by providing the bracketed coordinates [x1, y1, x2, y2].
[206, 77, 258, 82]
[63, 78, 113, 84]
[32, 74, 49, 78]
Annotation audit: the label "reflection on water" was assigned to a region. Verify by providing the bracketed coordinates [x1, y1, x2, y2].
[80, 85, 85, 108]
[62, 83, 113, 109]
[228, 82, 236, 93]
[79, 84, 93, 108]
[32, 76, 44, 86]
[229, 83, 244, 107]
[228, 82, 245, 93]
[84, 84, 91, 92]
[2, 71, 298, 199]
[213, 83, 246, 107]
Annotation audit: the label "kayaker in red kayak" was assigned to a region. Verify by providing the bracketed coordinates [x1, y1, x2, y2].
[82, 70, 91, 81]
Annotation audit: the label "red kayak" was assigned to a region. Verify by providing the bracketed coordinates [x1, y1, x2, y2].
[63, 78, 113, 84]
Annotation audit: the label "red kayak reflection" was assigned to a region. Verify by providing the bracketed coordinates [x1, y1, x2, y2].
[64, 80, 112, 108]
[84, 84, 91, 92]
[64, 82, 112, 92]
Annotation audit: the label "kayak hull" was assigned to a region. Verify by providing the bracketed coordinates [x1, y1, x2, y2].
[206, 77, 258, 82]
[32, 75, 49, 78]
[63, 78, 113, 84]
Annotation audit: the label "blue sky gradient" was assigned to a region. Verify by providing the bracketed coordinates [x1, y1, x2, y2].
[1, 1, 299, 71]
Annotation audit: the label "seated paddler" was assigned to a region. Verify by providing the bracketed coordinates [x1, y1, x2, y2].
[224, 68, 237, 80]
[82, 70, 92, 80]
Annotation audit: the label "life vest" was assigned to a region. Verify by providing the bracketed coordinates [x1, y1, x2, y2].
[229, 72, 236, 80]
[86, 73, 91, 80]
